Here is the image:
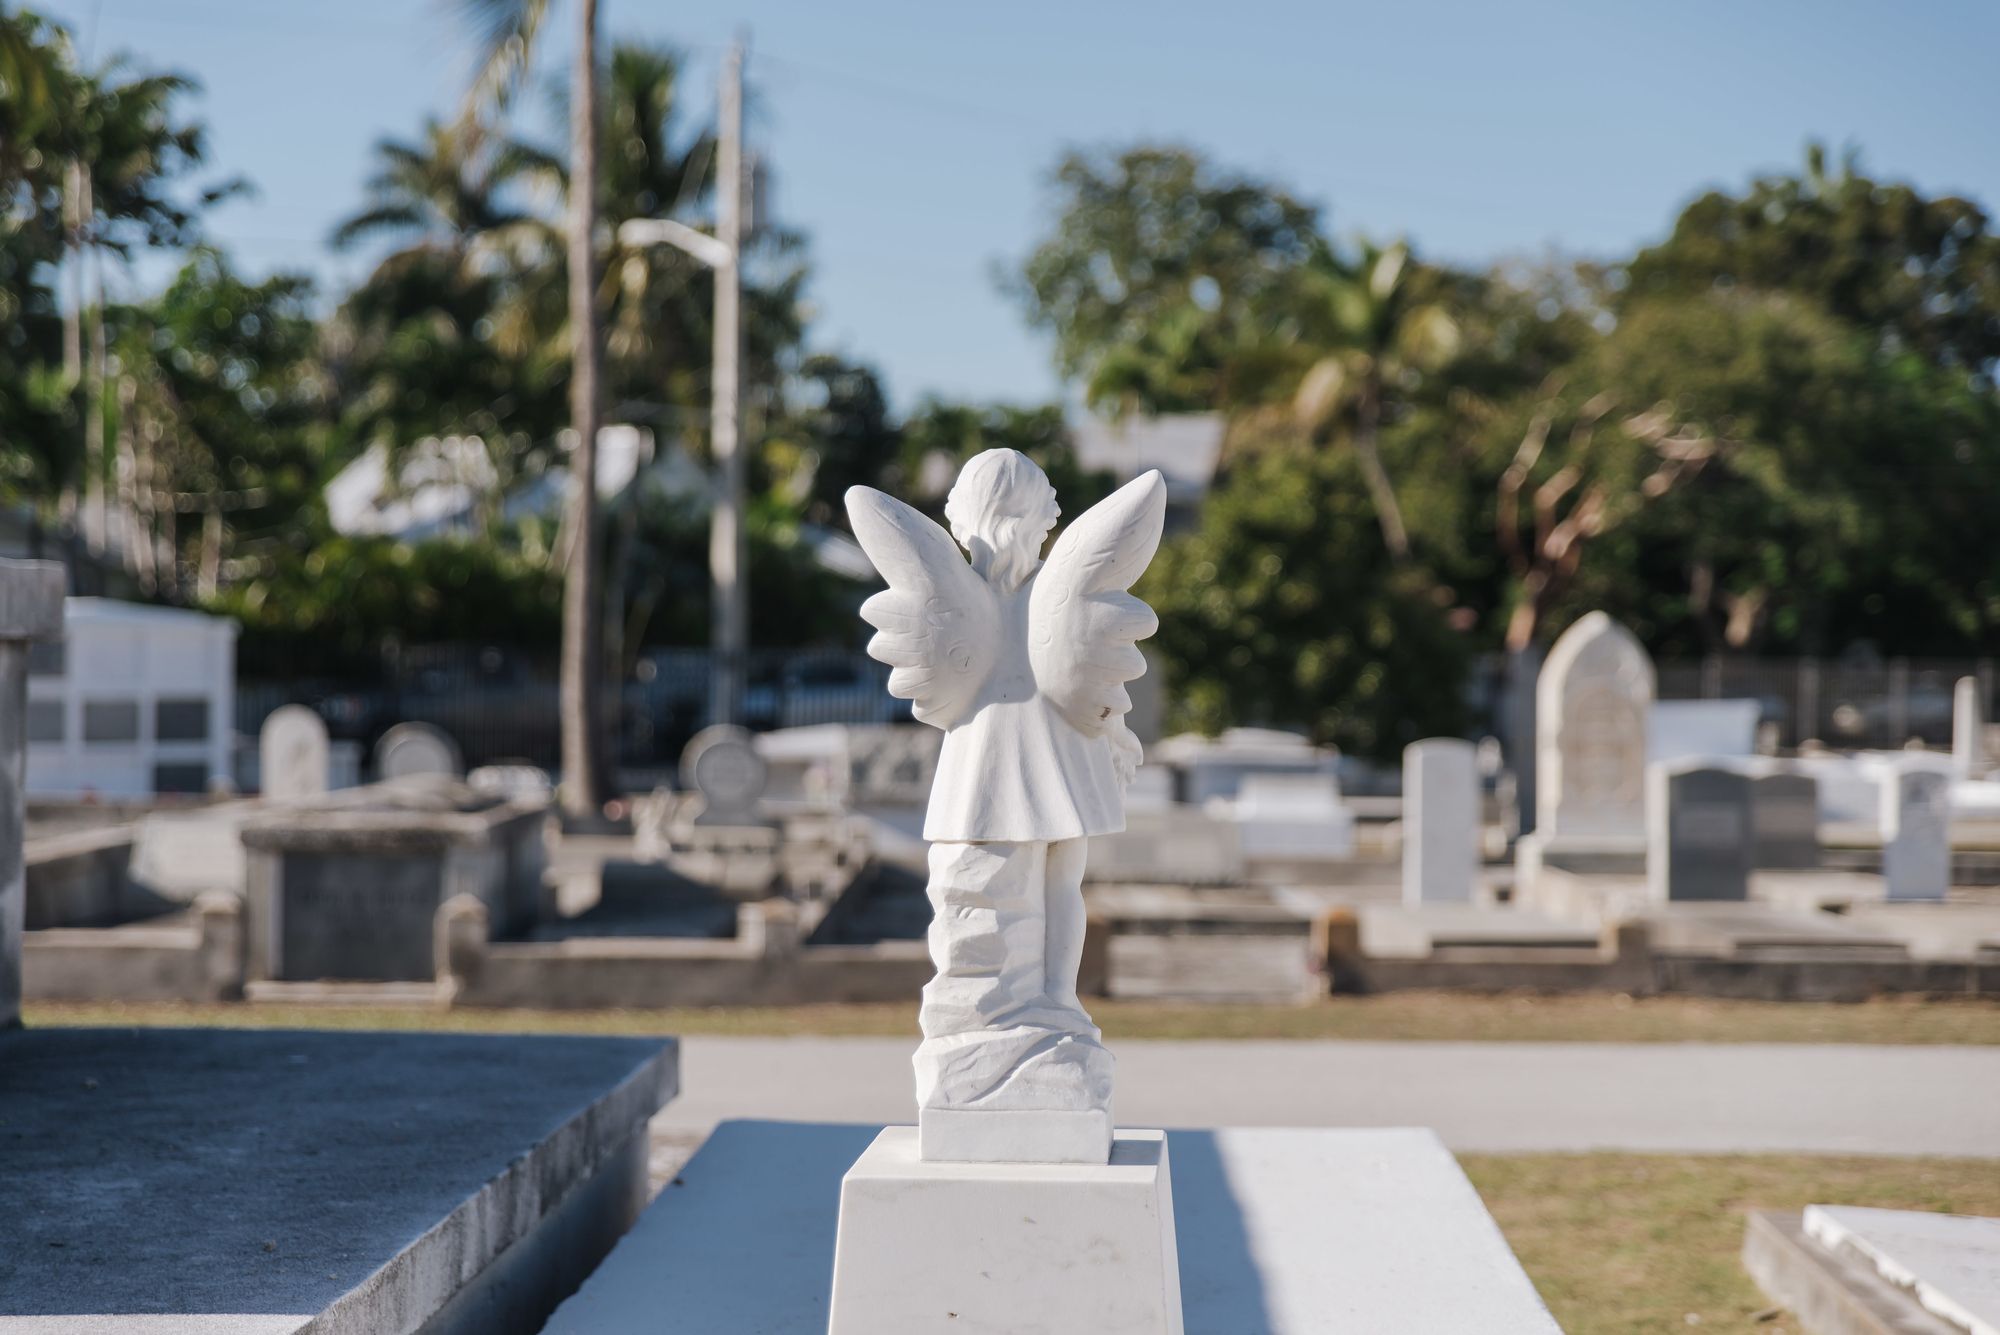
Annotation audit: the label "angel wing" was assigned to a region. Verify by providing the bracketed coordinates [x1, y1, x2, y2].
[845, 485, 1001, 730]
[1028, 470, 1167, 738]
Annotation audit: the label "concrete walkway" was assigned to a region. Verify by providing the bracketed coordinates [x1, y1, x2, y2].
[654, 1037, 2000, 1159]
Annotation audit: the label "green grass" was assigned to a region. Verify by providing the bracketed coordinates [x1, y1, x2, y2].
[1463, 1152, 2000, 1333]
[24, 990, 2000, 1043]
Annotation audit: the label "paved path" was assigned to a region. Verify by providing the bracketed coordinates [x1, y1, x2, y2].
[654, 1037, 2000, 1159]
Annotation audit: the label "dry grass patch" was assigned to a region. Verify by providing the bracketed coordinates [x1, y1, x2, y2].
[1462, 1152, 2000, 1334]
[24, 991, 2000, 1044]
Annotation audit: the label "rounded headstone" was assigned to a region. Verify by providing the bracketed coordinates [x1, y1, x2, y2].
[1536, 611, 1654, 840]
[375, 722, 464, 781]
[680, 725, 767, 825]
[260, 705, 330, 802]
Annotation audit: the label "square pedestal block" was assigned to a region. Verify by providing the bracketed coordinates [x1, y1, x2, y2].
[828, 1126, 1183, 1335]
[919, 1105, 1112, 1163]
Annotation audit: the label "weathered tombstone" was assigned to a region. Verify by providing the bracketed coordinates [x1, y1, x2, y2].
[1953, 676, 1986, 780]
[0, 560, 65, 1029]
[1403, 738, 1479, 905]
[1647, 762, 1753, 903]
[1516, 613, 1653, 894]
[1538, 613, 1653, 841]
[1881, 766, 1950, 902]
[374, 721, 463, 780]
[680, 724, 768, 826]
[260, 704, 330, 801]
[1750, 771, 1820, 870]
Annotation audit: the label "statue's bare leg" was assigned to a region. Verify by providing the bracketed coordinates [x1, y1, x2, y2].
[1041, 836, 1091, 1022]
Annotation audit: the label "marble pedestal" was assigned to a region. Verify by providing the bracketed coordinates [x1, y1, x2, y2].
[921, 1104, 1112, 1163]
[828, 1127, 1184, 1335]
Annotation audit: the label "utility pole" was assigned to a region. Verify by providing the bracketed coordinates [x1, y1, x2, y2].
[621, 39, 750, 729]
[709, 37, 746, 729]
[85, 171, 107, 556]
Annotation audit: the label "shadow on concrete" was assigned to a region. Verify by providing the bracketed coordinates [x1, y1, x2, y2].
[1170, 1127, 1278, 1334]
[545, 1119, 1276, 1333]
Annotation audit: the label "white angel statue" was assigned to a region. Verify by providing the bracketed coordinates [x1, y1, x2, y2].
[846, 448, 1166, 1165]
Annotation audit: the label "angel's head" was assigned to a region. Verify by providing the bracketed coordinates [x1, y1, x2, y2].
[945, 448, 1060, 593]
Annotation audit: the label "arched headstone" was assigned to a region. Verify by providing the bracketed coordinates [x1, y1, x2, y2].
[1536, 612, 1654, 841]
[680, 724, 767, 826]
[375, 722, 463, 781]
[260, 705, 330, 801]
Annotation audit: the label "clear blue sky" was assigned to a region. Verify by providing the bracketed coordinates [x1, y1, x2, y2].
[40, 0, 2000, 411]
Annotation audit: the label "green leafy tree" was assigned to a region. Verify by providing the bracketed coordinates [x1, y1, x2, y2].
[1016, 145, 1320, 415]
[327, 121, 565, 496]
[1474, 290, 2000, 657]
[761, 353, 899, 526]
[896, 399, 1113, 518]
[1625, 143, 2000, 375]
[0, 10, 225, 507]
[1144, 436, 1468, 758]
[116, 248, 328, 595]
[1263, 238, 1460, 563]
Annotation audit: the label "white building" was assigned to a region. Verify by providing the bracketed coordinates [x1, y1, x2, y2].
[26, 598, 237, 799]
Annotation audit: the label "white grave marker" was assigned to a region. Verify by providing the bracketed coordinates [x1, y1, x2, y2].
[1537, 612, 1653, 841]
[1882, 766, 1950, 902]
[259, 705, 330, 801]
[1403, 738, 1479, 905]
[374, 722, 463, 780]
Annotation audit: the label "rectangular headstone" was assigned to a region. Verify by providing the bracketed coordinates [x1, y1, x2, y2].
[1882, 767, 1951, 902]
[1955, 676, 1987, 781]
[1648, 762, 1752, 902]
[1750, 771, 1820, 870]
[1403, 738, 1479, 905]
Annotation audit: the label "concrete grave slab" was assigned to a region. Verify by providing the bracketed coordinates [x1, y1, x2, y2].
[1641, 903, 1910, 957]
[545, 1120, 1559, 1334]
[1358, 905, 1599, 959]
[1743, 1209, 1959, 1335]
[0, 1027, 676, 1335]
[1806, 1204, 2000, 1335]
[1845, 903, 2000, 962]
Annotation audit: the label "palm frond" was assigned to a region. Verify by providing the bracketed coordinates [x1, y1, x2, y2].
[449, 0, 551, 126]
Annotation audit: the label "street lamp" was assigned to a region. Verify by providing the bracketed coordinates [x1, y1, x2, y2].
[617, 41, 745, 730]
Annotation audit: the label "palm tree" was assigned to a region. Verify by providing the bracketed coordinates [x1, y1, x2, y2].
[332, 118, 556, 260]
[1286, 238, 1458, 563]
[454, 0, 608, 819]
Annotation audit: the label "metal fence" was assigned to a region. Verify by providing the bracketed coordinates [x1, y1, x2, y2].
[236, 644, 906, 774]
[1655, 655, 1995, 750]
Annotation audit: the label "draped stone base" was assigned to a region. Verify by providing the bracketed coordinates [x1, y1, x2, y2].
[916, 838, 1114, 1163]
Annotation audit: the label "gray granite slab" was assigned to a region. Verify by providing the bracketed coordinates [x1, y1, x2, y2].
[0, 1028, 676, 1333]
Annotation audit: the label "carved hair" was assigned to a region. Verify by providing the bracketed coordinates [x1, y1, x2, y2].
[945, 448, 1060, 593]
